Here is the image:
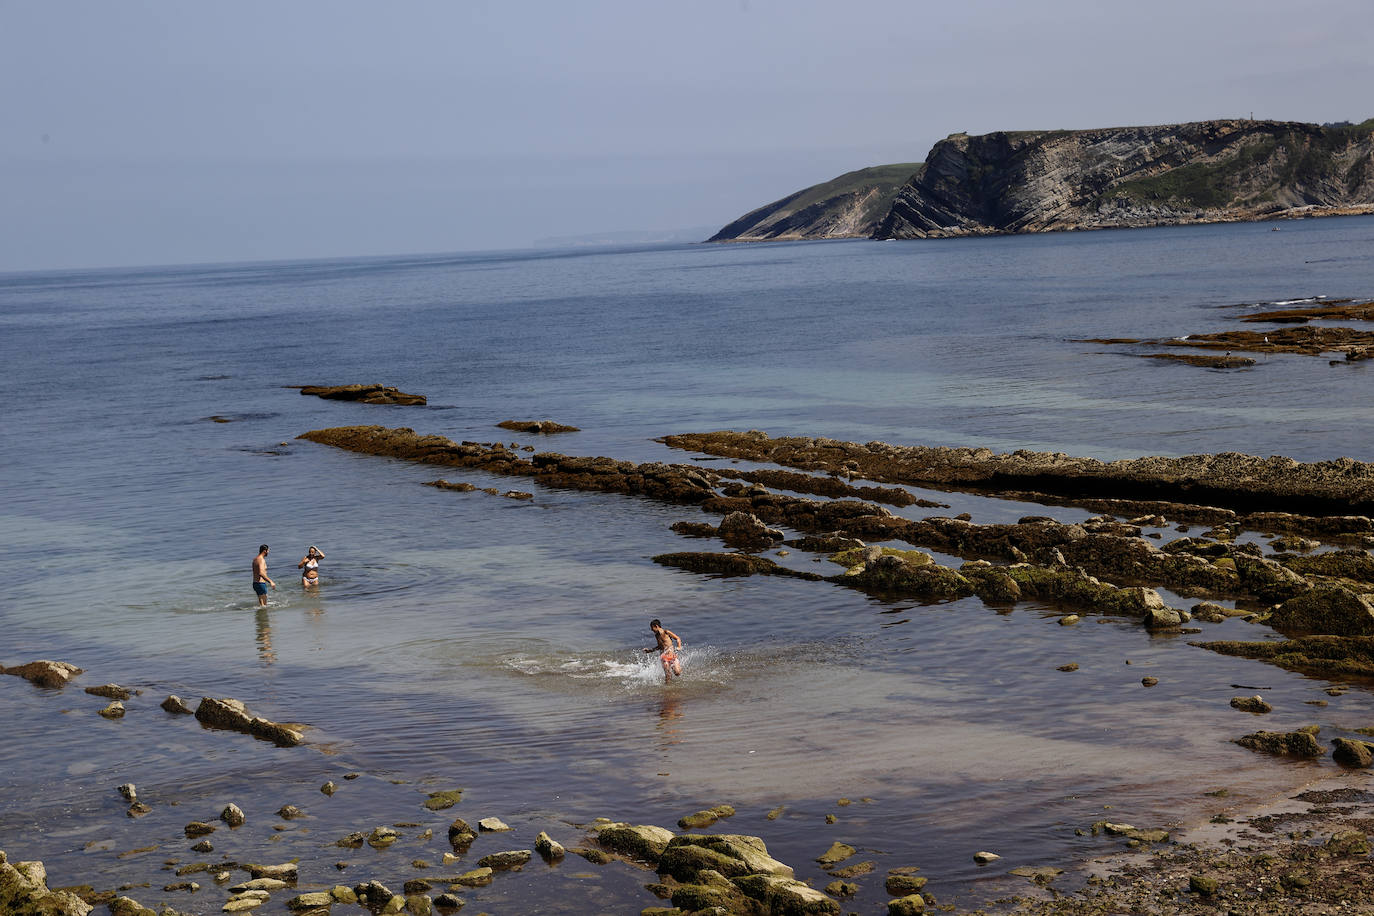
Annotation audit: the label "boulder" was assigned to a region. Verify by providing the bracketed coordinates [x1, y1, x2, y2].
[534, 831, 565, 859]
[888, 894, 927, 915]
[1331, 737, 1374, 767]
[476, 817, 510, 832]
[594, 823, 676, 863]
[1229, 695, 1273, 714]
[658, 834, 793, 883]
[1236, 728, 1325, 757]
[733, 873, 841, 915]
[447, 818, 476, 849]
[286, 892, 333, 910]
[885, 874, 928, 895]
[246, 862, 298, 881]
[449, 867, 493, 887]
[4, 660, 83, 688]
[221, 804, 246, 827]
[669, 869, 757, 915]
[0, 853, 94, 915]
[98, 701, 125, 719]
[496, 420, 579, 434]
[475, 850, 531, 870]
[1270, 586, 1374, 636]
[194, 697, 303, 747]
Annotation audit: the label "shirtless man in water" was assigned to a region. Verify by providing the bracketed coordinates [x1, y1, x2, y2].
[643, 618, 684, 682]
[252, 544, 276, 606]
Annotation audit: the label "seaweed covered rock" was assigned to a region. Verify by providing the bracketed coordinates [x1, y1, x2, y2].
[1269, 585, 1374, 636]
[653, 552, 822, 580]
[195, 697, 303, 747]
[836, 554, 973, 598]
[658, 834, 794, 883]
[1236, 727, 1324, 757]
[733, 873, 841, 915]
[0, 852, 94, 915]
[718, 512, 785, 549]
[594, 823, 676, 864]
[1196, 635, 1374, 677]
[1331, 737, 1374, 768]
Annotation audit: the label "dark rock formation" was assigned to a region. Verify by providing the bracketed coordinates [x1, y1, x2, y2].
[299, 384, 426, 406]
[653, 553, 823, 581]
[194, 697, 303, 747]
[496, 420, 579, 433]
[876, 119, 1374, 239]
[661, 430, 1374, 517]
[1331, 737, 1374, 768]
[1195, 635, 1374, 677]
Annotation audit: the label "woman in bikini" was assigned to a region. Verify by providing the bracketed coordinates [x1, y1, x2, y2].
[297, 545, 325, 588]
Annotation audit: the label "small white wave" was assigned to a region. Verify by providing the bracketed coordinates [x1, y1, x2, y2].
[501, 647, 717, 689]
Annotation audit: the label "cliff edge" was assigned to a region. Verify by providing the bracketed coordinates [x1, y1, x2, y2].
[710, 119, 1374, 243]
[877, 118, 1374, 238]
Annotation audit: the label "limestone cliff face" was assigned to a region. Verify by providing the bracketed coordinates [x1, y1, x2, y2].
[708, 163, 922, 242]
[875, 119, 1374, 238]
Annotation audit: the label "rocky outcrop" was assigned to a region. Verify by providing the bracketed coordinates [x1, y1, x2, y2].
[1195, 635, 1374, 677]
[709, 163, 923, 241]
[194, 697, 304, 747]
[0, 851, 93, 915]
[662, 430, 1374, 517]
[875, 119, 1374, 239]
[3, 660, 83, 689]
[298, 384, 426, 406]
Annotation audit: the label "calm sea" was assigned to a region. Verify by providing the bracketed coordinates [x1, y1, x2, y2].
[3, 218, 1374, 913]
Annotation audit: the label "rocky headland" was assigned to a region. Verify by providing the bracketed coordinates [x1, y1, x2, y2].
[706, 164, 923, 242]
[710, 119, 1374, 242]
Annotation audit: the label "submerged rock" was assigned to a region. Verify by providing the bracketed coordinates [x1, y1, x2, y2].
[194, 697, 303, 747]
[496, 419, 579, 434]
[85, 683, 137, 700]
[161, 695, 194, 715]
[657, 834, 794, 883]
[1230, 695, 1273, 714]
[678, 804, 736, 830]
[299, 384, 426, 406]
[1195, 635, 1374, 678]
[595, 823, 675, 863]
[1270, 586, 1374, 636]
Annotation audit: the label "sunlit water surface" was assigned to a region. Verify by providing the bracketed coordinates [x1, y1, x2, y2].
[3, 220, 1374, 912]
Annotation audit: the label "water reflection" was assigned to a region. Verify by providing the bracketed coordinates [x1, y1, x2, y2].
[655, 694, 684, 750]
[254, 607, 275, 666]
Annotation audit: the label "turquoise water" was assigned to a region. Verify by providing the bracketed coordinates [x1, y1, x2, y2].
[3, 220, 1374, 912]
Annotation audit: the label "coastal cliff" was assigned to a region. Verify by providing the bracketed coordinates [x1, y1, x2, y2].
[710, 119, 1374, 242]
[707, 163, 922, 241]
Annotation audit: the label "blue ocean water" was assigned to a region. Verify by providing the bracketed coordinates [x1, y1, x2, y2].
[2, 219, 1374, 913]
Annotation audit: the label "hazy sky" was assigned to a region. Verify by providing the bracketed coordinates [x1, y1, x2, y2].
[4, 0, 1373, 271]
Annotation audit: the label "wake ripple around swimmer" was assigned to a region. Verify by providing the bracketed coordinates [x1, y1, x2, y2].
[500, 646, 728, 691]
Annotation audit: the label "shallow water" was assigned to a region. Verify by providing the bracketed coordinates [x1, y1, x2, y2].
[3, 220, 1374, 912]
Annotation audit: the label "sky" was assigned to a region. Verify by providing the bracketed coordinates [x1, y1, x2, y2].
[3, 0, 1373, 271]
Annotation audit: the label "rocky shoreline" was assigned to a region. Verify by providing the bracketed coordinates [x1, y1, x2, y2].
[10, 423, 1374, 915]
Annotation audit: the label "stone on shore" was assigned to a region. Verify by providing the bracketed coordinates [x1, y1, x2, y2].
[286, 892, 332, 910]
[476, 817, 510, 832]
[973, 851, 1000, 864]
[98, 701, 125, 719]
[449, 867, 493, 887]
[885, 873, 928, 895]
[221, 804, 246, 827]
[4, 660, 83, 689]
[246, 862, 298, 880]
[184, 822, 216, 838]
[0, 852, 94, 915]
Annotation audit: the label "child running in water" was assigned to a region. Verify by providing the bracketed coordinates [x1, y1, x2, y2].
[644, 618, 684, 682]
